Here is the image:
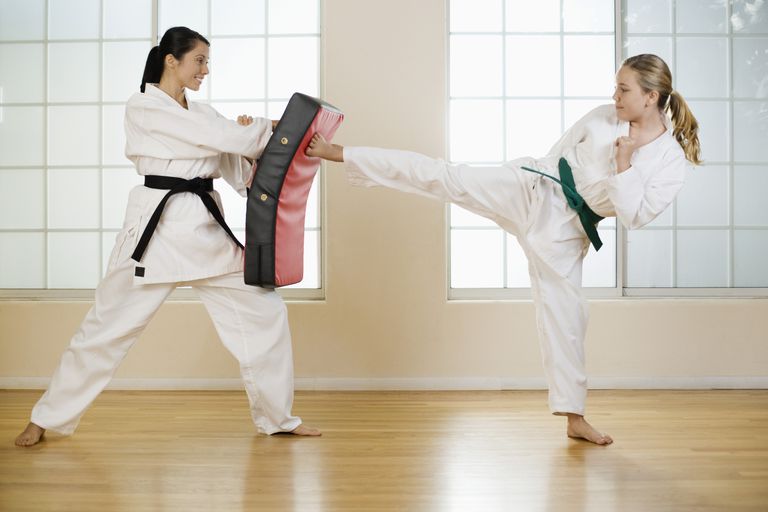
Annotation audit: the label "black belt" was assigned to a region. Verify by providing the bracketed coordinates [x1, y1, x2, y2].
[131, 175, 244, 263]
[521, 158, 604, 251]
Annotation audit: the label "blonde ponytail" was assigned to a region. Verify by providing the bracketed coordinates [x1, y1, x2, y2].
[666, 90, 701, 165]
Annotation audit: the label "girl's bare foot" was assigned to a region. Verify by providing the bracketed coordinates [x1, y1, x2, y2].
[305, 133, 344, 162]
[566, 414, 613, 445]
[290, 424, 322, 436]
[15, 422, 45, 447]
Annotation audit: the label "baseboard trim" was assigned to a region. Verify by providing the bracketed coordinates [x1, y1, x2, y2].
[2, 376, 767, 391]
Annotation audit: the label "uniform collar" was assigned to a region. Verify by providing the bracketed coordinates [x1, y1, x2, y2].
[144, 83, 191, 109]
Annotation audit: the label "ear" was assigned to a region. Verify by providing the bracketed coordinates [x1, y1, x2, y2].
[646, 89, 660, 107]
[164, 53, 177, 69]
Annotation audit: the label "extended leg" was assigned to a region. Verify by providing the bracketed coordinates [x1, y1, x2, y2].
[17, 259, 174, 445]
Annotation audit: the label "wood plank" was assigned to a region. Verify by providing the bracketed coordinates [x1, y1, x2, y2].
[1, 389, 767, 511]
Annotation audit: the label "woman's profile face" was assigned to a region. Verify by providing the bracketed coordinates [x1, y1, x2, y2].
[166, 40, 209, 91]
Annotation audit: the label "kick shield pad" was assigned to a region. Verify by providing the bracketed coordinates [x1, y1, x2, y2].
[244, 92, 343, 288]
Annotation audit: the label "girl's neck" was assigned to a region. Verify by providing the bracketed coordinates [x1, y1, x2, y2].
[629, 108, 665, 133]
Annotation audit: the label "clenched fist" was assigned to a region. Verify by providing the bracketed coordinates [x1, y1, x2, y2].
[615, 136, 638, 173]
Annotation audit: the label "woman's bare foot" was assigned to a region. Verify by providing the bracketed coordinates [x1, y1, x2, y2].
[305, 133, 344, 162]
[15, 422, 46, 447]
[290, 424, 322, 436]
[566, 414, 613, 445]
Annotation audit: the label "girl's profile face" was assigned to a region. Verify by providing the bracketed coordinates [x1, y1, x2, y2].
[166, 40, 209, 91]
[612, 66, 655, 122]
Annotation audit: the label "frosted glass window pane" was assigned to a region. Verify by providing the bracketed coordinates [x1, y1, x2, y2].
[676, 230, 729, 287]
[626, 229, 673, 287]
[48, 232, 100, 288]
[564, 100, 607, 128]
[450, 229, 504, 288]
[676, 165, 729, 226]
[0, 0, 44, 41]
[285, 230, 319, 288]
[101, 231, 118, 276]
[102, 105, 129, 166]
[0, 106, 44, 166]
[449, 100, 504, 162]
[450, 0, 502, 32]
[268, 37, 318, 98]
[564, 36, 615, 97]
[625, 37, 674, 70]
[210, 38, 265, 99]
[210, 102, 266, 120]
[48, 0, 100, 40]
[0, 233, 44, 288]
[505, 0, 560, 33]
[563, 0, 614, 32]
[102, 168, 141, 229]
[103, 0, 152, 39]
[734, 101, 768, 162]
[451, 204, 496, 227]
[450, 35, 503, 97]
[733, 38, 768, 99]
[48, 42, 99, 102]
[505, 36, 560, 97]
[212, 0, 265, 35]
[48, 168, 100, 228]
[305, 177, 319, 229]
[734, 166, 768, 226]
[676, 0, 728, 34]
[48, 106, 99, 165]
[505, 234, 530, 288]
[0, 169, 44, 229]
[731, 0, 768, 33]
[268, 0, 318, 34]
[734, 230, 768, 287]
[0, 43, 44, 102]
[582, 227, 616, 287]
[506, 100, 561, 159]
[103, 41, 152, 102]
[159, 0, 208, 37]
[688, 101, 728, 162]
[214, 181, 246, 230]
[676, 38, 728, 98]
[625, 0, 672, 33]
[267, 100, 289, 118]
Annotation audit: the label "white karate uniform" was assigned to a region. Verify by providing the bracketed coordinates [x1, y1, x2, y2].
[30, 84, 301, 435]
[343, 105, 687, 415]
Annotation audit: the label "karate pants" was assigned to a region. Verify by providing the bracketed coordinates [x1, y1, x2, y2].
[345, 147, 589, 415]
[30, 257, 302, 435]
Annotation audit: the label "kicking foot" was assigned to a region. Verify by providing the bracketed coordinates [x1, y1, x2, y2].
[290, 424, 322, 436]
[15, 422, 46, 447]
[566, 415, 613, 445]
[305, 133, 344, 162]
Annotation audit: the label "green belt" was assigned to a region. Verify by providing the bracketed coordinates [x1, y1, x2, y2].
[521, 158, 604, 251]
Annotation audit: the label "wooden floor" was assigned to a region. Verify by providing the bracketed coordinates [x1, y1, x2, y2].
[1, 389, 767, 511]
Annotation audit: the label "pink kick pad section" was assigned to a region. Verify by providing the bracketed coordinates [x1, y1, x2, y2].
[273, 108, 343, 285]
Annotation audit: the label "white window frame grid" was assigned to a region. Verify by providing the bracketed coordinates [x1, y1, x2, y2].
[446, 0, 768, 300]
[0, 0, 325, 301]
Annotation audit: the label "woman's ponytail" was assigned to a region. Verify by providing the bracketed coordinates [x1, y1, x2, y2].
[666, 90, 702, 166]
[140, 45, 162, 93]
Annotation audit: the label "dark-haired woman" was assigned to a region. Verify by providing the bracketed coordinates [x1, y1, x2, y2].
[15, 27, 319, 447]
